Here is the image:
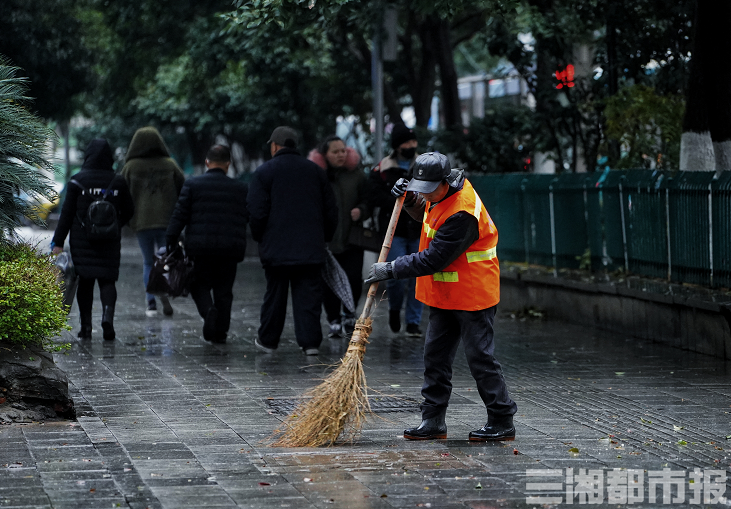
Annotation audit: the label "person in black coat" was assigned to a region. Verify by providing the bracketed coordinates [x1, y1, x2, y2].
[247, 126, 338, 355]
[52, 139, 134, 341]
[166, 145, 249, 343]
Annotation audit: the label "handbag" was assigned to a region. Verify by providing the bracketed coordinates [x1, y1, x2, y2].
[146, 245, 194, 298]
[54, 251, 79, 312]
[347, 217, 383, 252]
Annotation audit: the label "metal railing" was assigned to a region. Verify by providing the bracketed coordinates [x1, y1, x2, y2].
[470, 169, 731, 288]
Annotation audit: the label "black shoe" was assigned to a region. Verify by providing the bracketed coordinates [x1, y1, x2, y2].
[203, 307, 218, 341]
[160, 296, 173, 316]
[145, 299, 158, 317]
[404, 414, 447, 440]
[211, 331, 227, 344]
[405, 323, 422, 337]
[389, 310, 401, 333]
[101, 305, 115, 341]
[469, 416, 516, 442]
[78, 325, 92, 340]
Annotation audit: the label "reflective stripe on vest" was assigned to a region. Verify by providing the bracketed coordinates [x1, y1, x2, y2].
[424, 222, 437, 239]
[466, 246, 497, 263]
[433, 271, 459, 283]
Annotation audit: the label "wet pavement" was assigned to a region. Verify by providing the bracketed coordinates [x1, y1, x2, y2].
[2, 235, 731, 508]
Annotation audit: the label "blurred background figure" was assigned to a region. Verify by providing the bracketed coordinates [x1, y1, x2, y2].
[369, 123, 424, 336]
[121, 126, 185, 317]
[248, 126, 338, 356]
[166, 145, 249, 344]
[308, 135, 370, 338]
[52, 139, 135, 341]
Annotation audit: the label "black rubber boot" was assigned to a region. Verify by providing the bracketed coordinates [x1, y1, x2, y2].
[78, 312, 92, 340]
[101, 305, 115, 341]
[404, 413, 447, 440]
[469, 415, 516, 442]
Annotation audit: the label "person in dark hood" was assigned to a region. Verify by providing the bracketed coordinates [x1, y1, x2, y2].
[308, 135, 370, 338]
[121, 126, 185, 317]
[368, 123, 424, 337]
[52, 139, 135, 341]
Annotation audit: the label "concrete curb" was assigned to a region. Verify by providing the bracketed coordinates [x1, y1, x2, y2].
[501, 269, 731, 360]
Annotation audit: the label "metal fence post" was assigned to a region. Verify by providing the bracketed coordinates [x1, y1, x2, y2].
[708, 182, 714, 287]
[618, 180, 629, 273]
[549, 182, 557, 277]
[665, 187, 672, 281]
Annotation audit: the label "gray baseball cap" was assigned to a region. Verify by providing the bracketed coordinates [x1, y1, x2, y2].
[406, 152, 452, 194]
[267, 126, 299, 147]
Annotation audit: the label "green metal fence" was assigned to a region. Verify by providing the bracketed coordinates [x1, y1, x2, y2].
[470, 169, 731, 288]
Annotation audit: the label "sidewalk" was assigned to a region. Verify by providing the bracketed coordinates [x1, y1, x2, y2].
[1, 235, 730, 508]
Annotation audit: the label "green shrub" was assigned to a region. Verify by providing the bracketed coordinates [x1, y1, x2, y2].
[0, 243, 70, 349]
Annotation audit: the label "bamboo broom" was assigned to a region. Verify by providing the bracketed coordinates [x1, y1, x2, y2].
[272, 196, 406, 447]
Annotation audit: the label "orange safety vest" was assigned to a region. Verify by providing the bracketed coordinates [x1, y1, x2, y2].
[415, 179, 499, 311]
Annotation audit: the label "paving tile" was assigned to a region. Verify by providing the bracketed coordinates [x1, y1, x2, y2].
[4, 234, 730, 507]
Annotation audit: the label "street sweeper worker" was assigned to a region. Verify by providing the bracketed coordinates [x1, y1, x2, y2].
[364, 152, 517, 441]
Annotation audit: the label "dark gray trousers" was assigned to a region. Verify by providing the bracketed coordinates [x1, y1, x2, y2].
[258, 264, 323, 350]
[421, 305, 517, 421]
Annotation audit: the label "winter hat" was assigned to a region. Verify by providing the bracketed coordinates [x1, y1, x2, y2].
[390, 123, 417, 149]
[267, 126, 299, 147]
[406, 152, 451, 194]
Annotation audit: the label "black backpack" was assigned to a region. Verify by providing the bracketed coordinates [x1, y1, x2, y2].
[71, 179, 119, 240]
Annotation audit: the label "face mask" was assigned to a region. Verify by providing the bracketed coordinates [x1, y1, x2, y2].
[400, 147, 416, 160]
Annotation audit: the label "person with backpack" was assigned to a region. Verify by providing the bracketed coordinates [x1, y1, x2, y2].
[52, 139, 135, 341]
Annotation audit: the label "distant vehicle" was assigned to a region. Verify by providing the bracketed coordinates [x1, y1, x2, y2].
[19, 181, 63, 225]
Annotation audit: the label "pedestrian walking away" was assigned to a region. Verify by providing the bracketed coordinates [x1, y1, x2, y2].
[248, 126, 338, 356]
[369, 123, 424, 337]
[166, 145, 248, 343]
[121, 126, 185, 317]
[308, 135, 370, 339]
[365, 152, 517, 441]
[52, 138, 135, 342]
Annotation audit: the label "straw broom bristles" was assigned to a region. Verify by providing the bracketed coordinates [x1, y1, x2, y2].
[272, 318, 373, 447]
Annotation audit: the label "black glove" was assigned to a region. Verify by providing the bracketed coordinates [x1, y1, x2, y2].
[364, 262, 394, 285]
[391, 178, 410, 198]
[392, 177, 419, 206]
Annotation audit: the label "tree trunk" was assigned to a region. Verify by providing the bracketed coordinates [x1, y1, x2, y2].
[680, 0, 715, 172]
[604, 3, 621, 166]
[60, 120, 71, 182]
[433, 17, 462, 132]
[407, 12, 436, 128]
[707, 0, 731, 173]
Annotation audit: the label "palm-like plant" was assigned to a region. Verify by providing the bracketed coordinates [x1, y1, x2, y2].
[0, 56, 57, 241]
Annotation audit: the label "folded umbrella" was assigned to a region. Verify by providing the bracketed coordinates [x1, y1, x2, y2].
[321, 248, 355, 314]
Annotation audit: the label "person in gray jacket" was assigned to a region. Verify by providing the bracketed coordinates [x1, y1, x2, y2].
[121, 126, 185, 317]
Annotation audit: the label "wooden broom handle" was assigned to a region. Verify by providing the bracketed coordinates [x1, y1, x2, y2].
[359, 196, 405, 321]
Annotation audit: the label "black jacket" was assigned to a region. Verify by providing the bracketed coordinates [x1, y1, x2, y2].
[247, 147, 338, 266]
[166, 168, 249, 261]
[52, 139, 134, 280]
